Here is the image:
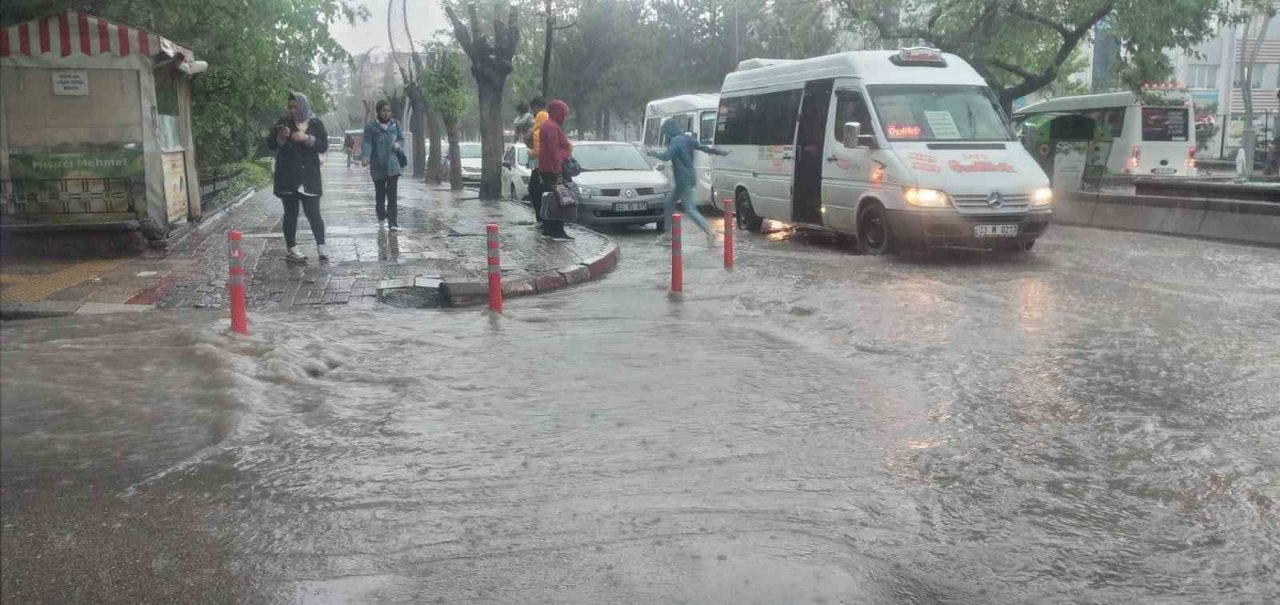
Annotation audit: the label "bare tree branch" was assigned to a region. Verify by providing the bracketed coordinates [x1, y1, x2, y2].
[989, 59, 1039, 80]
[1005, 2, 1072, 39]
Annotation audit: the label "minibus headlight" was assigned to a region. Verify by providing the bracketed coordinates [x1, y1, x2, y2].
[578, 185, 599, 197]
[904, 187, 951, 208]
[1031, 187, 1053, 207]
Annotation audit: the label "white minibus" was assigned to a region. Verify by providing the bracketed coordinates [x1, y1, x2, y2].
[712, 48, 1052, 254]
[1014, 88, 1196, 182]
[643, 94, 720, 208]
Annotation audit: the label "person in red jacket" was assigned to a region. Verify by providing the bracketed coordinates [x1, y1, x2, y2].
[536, 99, 575, 240]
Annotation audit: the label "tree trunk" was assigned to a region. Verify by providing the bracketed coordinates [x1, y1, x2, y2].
[426, 107, 443, 183]
[445, 118, 463, 190]
[542, 1, 553, 97]
[406, 89, 427, 179]
[478, 79, 506, 199]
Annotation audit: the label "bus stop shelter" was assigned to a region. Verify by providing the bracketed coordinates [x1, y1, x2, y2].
[0, 10, 207, 244]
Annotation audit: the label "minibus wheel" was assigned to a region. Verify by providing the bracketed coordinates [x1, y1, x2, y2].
[737, 190, 764, 233]
[857, 203, 894, 256]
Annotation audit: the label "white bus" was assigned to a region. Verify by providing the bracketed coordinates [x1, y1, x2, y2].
[643, 94, 720, 208]
[1014, 89, 1196, 181]
[712, 48, 1052, 254]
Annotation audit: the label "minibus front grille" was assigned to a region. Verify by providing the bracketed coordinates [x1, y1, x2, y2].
[952, 193, 1029, 211]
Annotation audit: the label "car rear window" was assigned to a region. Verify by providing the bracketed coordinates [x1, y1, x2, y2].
[1141, 108, 1189, 142]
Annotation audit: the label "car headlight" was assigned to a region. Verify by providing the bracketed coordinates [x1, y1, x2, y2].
[578, 185, 598, 197]
[1031, 187, 1053, 207]
[904, 187, 951, 208]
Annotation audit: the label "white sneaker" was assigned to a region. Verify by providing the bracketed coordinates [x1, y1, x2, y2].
[705, 231, 718, 247]
[654, 233, 672, 246]
[284, 248, 308, 264]
[378, 219, 387, 229]
[389, 225, 401, 232]
[317, 244, 329, 260]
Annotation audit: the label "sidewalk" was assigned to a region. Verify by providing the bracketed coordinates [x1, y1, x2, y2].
[0, 163, 618, 316]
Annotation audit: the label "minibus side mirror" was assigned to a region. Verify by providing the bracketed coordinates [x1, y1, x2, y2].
[843, 122, 862, 148]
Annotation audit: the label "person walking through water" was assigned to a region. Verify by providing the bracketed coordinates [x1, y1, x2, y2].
[648, 118, 727, 247]
[524, 97, 549, 225]
[361, 99, 405, 231]
[536, 99, 575, 240]
[268, 91, 329, 263]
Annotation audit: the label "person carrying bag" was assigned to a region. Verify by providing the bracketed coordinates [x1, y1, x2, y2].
[536, 100, 576, 240]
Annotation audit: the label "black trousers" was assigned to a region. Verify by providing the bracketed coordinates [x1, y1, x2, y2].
[526, 170, 545, 221]
[281, 194, 325, 248]
[374, 175, 399, 226]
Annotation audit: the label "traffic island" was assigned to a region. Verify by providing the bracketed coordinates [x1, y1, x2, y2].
[1, 163, 623, 315]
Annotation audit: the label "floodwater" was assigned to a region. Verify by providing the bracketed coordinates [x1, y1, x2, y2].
[3, 224, 1279, 603]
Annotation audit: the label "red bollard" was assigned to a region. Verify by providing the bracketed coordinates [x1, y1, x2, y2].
[723, 197, 735, 270]
[227, 230, 248, 334]
[671, 213, 683, 294]
[486, 223, 503, 313]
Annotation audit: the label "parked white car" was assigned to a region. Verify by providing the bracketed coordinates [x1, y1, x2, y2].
[444, 142, 483, 183]
[501, 144, 533, 201]
[568, 141, 672, 229]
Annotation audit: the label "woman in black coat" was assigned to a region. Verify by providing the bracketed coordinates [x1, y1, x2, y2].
[267, 92, 329, 263]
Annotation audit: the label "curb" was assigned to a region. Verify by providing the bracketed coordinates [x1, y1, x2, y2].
[441, 238, 621, 307]
[0, 300, 155, 320]
[161, 187, 258, 250]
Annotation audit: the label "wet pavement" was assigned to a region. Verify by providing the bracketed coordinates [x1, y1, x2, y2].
[2, 221, 1279, 603]
[0, 163, 612, 314]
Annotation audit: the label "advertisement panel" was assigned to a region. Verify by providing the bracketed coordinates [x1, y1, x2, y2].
[9, 143, 143, 182]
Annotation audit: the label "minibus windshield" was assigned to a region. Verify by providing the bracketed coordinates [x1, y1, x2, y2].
[868, 85, 1014, 142]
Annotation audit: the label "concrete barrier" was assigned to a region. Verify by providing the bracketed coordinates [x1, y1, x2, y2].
[1063, 191, 1279, 247]
[1196, 200, 1280, 245]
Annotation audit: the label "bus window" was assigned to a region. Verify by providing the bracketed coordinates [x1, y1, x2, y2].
[643, 117, 662, 146]
[699, 111, 716, 144]
[1086, 109, 1125, 140]
[1141, 107, 1190, 142]
[833, 91, 877, 148]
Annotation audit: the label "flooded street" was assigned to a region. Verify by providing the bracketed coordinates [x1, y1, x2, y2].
[3, 224, 1279, 604]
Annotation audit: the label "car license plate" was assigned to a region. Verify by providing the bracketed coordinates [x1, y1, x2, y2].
[614, 202, 646, 212]
[1152, 167, 1177, 175]
[974, 224, 1019, 238]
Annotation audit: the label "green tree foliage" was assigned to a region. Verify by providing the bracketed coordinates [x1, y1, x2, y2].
[1, 0, 362, 169]
[421, 51, 470, 189]
[497, 0, 840, 137]
[839, 0, 1241, 109]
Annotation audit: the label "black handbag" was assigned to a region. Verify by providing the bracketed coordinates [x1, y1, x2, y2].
[395, 148, 408, 168]
[562, 157, 582, 178]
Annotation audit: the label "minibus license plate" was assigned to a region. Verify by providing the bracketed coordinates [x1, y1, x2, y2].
[974, 224, 1019, 238]
[1152, 168, 1177, 175]
[614, 202, 647, 212]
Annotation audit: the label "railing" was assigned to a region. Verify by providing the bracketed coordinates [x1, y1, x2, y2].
[0, 178, 140, 223]
[198, 168, 244, 198]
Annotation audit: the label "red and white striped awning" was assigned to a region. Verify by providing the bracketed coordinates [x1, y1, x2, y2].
[0, 10, 193, 62]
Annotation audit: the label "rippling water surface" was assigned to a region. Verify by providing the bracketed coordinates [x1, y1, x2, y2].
[3, 226, 1278, 603]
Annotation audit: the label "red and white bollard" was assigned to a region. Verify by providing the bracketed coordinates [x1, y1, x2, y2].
[227, 230, 248, 334]
[486, 223, 503, 313]
[723, 197, 735, 270]
[671, 213, 683, 295]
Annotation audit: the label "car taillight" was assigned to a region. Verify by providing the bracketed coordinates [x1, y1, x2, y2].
[1127, 145, 1141, 172]
[1186, 146, 1197, 170]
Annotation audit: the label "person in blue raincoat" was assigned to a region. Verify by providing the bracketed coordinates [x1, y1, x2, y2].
[360, 99, 405, 230]
[647, 118, 727, 246]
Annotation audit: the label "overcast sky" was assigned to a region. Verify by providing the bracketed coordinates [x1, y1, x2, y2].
[330, 0, 449, 56]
